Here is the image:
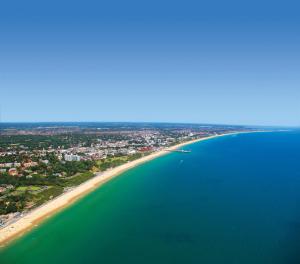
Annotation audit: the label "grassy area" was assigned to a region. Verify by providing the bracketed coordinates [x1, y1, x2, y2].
[96, 154, 144, 171]
[33, 186, 64, 207]
[16, 186, 41, 192]
[96, 157, 126, 169]
[62, 172, 94, 187]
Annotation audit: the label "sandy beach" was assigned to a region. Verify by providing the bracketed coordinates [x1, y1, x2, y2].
[0, 133, 235, 246]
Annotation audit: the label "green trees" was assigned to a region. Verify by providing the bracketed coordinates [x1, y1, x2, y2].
[0, 193, 28, 214]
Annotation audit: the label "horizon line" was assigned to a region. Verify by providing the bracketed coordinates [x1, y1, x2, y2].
[0, 120, 298, 128]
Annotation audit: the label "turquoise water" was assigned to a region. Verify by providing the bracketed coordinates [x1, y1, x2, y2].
[1, 132, 300, 264]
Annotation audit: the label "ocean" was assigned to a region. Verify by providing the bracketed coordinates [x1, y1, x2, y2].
[1, 131, 300, 264]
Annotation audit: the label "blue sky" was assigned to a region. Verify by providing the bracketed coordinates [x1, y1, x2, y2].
[0, 0, 299, 126]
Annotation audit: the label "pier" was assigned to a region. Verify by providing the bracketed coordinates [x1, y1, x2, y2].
[166, 149, 191, 153]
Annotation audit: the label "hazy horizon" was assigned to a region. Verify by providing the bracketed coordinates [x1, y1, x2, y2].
[0, 120, 297, 129]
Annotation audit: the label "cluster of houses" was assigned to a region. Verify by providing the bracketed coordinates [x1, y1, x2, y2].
[0, 161, 40, 176]
[57, 133, 179, 161]
[0, 130, 200, 178]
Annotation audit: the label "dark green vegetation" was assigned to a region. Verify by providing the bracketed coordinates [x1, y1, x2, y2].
[97, 153, 145, 171]
[61, 172, 94, 187]
[0, 193, 27, 215]
[33, 186, 64, 207]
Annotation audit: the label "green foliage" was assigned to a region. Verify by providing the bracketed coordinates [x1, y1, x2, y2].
[62, 172, 94, 187]
[97, 153, 144, 171]
[0, 192, 29, 214]
[52, 160, 95, 177]
[16, 186, 41, 192]
[33, 186, 64, 207]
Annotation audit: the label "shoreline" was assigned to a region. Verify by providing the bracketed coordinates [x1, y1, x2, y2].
[0, 132, 247, 247]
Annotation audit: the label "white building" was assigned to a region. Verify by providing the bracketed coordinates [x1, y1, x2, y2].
[64, 154, 81, 162]
[41, 160, 49, 165]
[127, 149, 137, 155]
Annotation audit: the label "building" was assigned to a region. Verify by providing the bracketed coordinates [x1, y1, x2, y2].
[41, 160, 49, 165]
[23, 161, 38, 168]
[139, 146, 152, 152]
[127, 149, 137, 155]
[64, 154, 81, 162]
[8, 168, 18, 176]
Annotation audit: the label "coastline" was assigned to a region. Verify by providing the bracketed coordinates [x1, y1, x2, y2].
[0, 132, 243, 247]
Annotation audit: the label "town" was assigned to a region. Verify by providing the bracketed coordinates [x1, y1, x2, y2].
[0, 122, 254, 227]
